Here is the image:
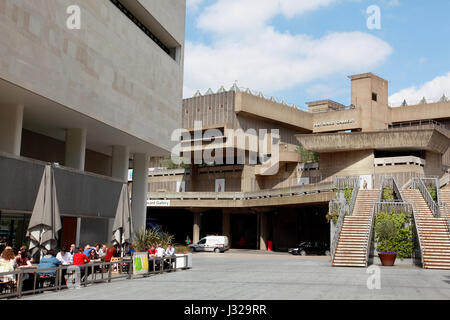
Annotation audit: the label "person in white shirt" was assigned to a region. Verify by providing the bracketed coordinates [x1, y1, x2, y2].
[56, 247, 72, 265]
[164, 244, 175, 256]
[156, 244, 165, 258]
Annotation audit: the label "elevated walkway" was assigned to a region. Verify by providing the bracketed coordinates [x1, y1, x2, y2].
[148, 182, 334, 208]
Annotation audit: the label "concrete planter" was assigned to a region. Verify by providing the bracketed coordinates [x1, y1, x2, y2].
[175, 253, 192, 269]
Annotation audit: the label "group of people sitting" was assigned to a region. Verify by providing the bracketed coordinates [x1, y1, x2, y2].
[147, 243, 175, 258]
[0, 242, 177, 284]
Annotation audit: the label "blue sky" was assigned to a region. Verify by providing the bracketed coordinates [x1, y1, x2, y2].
[184, 0, 450, 109]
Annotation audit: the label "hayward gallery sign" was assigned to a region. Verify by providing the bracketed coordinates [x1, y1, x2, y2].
[313, 119, 355, 128]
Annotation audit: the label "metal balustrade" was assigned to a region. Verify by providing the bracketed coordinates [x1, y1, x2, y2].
[330, 178, 359, 260]
[411, 177, 440, 218]
[0, 255, 189, 299]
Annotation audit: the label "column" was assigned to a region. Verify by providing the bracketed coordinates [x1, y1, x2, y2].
[131, 153, 149, 233]
[65, 128, 87, 247]
[0, 104, 24, 155]
[222, 211, 230, 240]
[65, 128, 87, 170]
[112, 145, 130, 181]
[193, 212, 201, 243]
[259, 212, 269, 250]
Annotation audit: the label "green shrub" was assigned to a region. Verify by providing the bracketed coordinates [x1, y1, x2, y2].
[382, 188, 394, 202]
[426, 186, 437, 201]
[344, 187, 353, 204]
[173, 244, 191, 254]
[325, 211, 339, 225]
[374, 212, 414, 259]
[132, 227, 175, 252]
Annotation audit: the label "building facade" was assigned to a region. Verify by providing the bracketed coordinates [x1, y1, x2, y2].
[147, 73, 450, 254]
[0, 0, 186, 250]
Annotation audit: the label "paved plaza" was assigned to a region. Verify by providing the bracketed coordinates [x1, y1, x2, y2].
[25, 250, 450, 300]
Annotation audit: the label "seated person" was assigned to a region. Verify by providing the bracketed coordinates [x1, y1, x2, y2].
[88, 248, 101, 262]
[125, 244, 136, 257]
[104, 245, 116, 263]
[37, 249, 61, 277]
[0, 246, 17, 282]
[72, 247, 91, 281]
[164, 244, 175, 257]
[83, 244, 93, 257]
[56, 247, 72, 265]
[148, 245, 156, 257]
[156, 244, 165, 258]
[16, 248, 32, 268]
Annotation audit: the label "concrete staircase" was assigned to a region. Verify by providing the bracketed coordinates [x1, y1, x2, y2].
[402, 189, 450, 269]
[439, 184, 450, 205]
[332, 190, 379, 267]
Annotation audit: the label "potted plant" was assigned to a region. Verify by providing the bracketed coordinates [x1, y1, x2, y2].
[374, 215, 398, 266]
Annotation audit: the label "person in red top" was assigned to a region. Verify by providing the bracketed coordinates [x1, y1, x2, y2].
[72, 247, 90, 281]
[104, 246, 116, 263]
[148, 245, 156, 257]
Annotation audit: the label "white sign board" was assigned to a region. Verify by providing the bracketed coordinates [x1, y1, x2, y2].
[359, 175, 373, 190]
[176, 181, 185, 192]
[147, 200, 171, 207]
[215, 179, 225, 192]
[297, 177, 310, 186]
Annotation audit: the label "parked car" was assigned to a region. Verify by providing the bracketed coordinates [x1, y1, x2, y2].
[288, 241, 330, 256]
[189, 236, 229, 253]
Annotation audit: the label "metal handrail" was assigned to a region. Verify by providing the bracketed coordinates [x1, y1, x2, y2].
[410, 202, 425, 267]
[0, 254, 190, 299]
[380, 175, 404, 202]
[330, 178, 359, 260]
[366, 203, 376, 266]
[413, 177, 440, 217]
[330, 200, 349, 260]
[348, 178, 360, 215]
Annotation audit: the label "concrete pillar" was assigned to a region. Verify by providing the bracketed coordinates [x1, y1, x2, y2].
[222, 211, 230, 239]
[0, 104, 24, 155]
[259, 212, 269, 250]
[112, 145, 130, 181]
[65, 128, 87, 247]
[65, 128, 87, 170]
[131, 153, 149, 233]
[193, 212, 201, 243]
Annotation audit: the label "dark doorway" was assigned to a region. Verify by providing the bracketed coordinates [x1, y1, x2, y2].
[231, 214, 257, 249]
[200, 210, 222, 238]
[147, 208, 194, 244]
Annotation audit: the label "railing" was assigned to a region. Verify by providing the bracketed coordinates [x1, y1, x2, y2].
[330, 178, 359, 261]
[410, 202, 425, 267]
[333, 176, 360, 189]
[387, 120, 450, 138]
[330, 200, 349, 260]
[149, 182, 334, 201]
[379, 175, 404, 202]
[349, 178, 360, 216]
[411, 177, 440, 217]
[371, 201, 424, 267]
[0, 255, 189, 299]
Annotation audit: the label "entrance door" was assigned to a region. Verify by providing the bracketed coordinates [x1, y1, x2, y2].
[231, 214, 257, 249]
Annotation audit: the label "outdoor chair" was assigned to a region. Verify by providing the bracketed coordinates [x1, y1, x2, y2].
[37, 274, 55, 289]
[0, 280, 14, 294]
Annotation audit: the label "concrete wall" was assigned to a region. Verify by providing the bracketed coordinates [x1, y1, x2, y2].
[21, 129, 111, 176]
[320, 150, 374, 179]
[390, 101, 450, 124]
[0, 0, 184, 152]
[182, 92, 301, 150]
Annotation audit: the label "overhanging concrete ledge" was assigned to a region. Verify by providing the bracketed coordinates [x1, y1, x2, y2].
[296, 128, 450, 153]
